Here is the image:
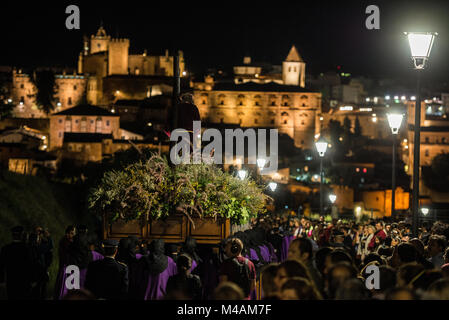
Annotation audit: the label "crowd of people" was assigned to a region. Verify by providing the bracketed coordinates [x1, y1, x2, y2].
[1, 213, 449, 300]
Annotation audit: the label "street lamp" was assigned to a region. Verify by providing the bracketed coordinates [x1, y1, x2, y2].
[405, 32, 437, 69]
[329, 194, 337, 204]
[237, 169, 247, 180]
[387, 112, 404, 219]
[257, 158, 267, 173]
[421, 207, 429, 216]
[268, 182, 277, 192]
[405, 31, 437, 236]
[315, 137, 328, 216]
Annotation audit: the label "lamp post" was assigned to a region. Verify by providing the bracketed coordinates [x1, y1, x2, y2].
[405, 32, 437, 237]
[387, 112, 404, 219]
[315, 137, 328, 216]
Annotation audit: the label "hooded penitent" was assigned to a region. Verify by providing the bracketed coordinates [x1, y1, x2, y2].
[180, 237, 201, 264]
[144, 239, 169, 275]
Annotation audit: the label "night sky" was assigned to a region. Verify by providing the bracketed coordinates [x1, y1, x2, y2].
[1, 0, 449, 81]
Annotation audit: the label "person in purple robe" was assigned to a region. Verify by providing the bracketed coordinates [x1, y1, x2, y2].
[141, 239, 177, 300]
[280, 235, 295, 262]
[57, 233, 104, 299]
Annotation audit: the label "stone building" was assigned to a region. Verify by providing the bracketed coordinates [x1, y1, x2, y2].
[79, 26, 186, 105]
[232, 46, 306, 88]
[405, 100, 449, 201]
[11, 69, 87, 118]
[194, 81, 321, 150]
[49, 104, 120, 150]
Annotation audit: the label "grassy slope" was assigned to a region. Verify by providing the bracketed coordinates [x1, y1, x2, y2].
[0, 171, 93, 299]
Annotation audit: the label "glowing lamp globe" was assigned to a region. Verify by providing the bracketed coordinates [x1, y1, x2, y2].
[268, 182, 277, 192]
[387, 113, 404, 135]
[257, 158, 267, 170]
[315, 138, 328, 157]
[237, 170, 247, 180]
[405, 32, 437, 69]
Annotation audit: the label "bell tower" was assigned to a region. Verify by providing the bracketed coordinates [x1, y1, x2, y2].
[90, 25, 110, 54]
[282, 45, 306, 87]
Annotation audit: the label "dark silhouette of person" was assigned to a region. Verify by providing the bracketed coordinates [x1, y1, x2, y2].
[0, 226, 34, 300]
[85, 239, 129, 300]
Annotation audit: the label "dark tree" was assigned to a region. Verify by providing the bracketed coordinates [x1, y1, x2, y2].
[32, 70, 56, 115]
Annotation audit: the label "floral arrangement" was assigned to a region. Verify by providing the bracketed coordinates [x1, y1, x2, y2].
[88, 153, 268, 226]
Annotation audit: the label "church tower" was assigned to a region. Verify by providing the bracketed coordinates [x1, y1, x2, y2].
[90, 26, 110, 54]
[282, 45, 306, 87]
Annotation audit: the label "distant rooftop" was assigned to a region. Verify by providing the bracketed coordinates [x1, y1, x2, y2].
[54, 104, 117, 117]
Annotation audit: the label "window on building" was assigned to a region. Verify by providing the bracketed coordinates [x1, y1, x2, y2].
[301, 140, 304, 145]
[443, 137, 446, 143]
[20, 84, 24, 89]
[20, 96, 24, 103]
[106, 120, 110, 126]
[270, 119, 275, 124]
[81, 117, 87, 132]
[58, 119, 62, 124]
[65, 117, 72, 132]
[68, 97, 72, 105]
[58, 132, 62, 138]
[220, 118, 224, 123]
[96, 117, 102, 133]
[254, 119, 258, 124]
[425, 150, 429, 157]
[74, 85, 77, 90]
[284, 120, 288, 124]
[425, 137, 430, 143]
